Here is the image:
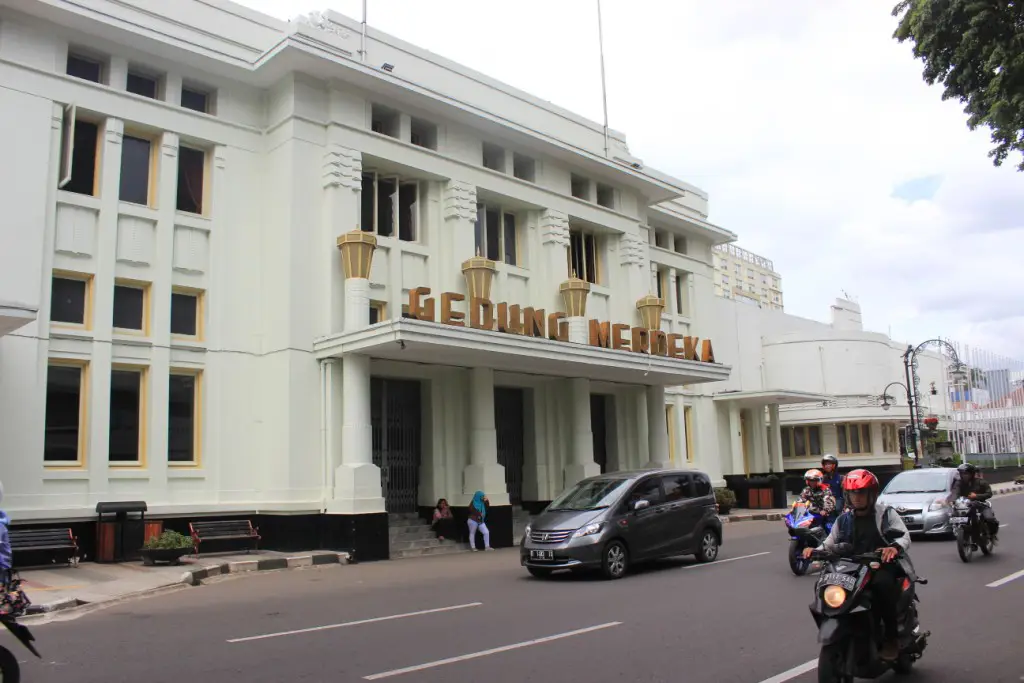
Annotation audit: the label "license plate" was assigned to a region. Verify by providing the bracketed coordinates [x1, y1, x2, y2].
[530, 549, 553, 561]
[950, 516, 968, 524]
[821, 572, 857, 591]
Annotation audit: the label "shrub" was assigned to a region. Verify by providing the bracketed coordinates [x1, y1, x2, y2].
[143, 530, 193, 550]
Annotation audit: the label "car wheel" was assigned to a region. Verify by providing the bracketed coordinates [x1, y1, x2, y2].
[601, 540, 628, 580]
[527, 567, 552, 579]
[695, 530, 719, 563]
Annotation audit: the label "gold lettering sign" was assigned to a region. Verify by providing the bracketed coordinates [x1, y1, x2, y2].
[401, 289, 716, 364]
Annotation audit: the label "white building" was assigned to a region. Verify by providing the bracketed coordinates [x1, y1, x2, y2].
[0, 0, 951, 560]
[712, 243, 783, 310]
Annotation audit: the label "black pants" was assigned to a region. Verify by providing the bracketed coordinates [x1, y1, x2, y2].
[869, 564, 901, 639]
[980, 506, 999, 535]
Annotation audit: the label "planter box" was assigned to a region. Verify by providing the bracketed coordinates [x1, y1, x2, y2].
[139, 547, 191, 566]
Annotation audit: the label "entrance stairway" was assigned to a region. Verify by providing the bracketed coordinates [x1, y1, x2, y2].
[388, 513, 471, 560]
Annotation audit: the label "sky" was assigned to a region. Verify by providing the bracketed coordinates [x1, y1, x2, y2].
[236, 0, 1024, 359]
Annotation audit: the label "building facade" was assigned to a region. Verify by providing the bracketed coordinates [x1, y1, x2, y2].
[712, 243, 783, 310]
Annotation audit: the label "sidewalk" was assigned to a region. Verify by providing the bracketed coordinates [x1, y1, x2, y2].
[18, 549, 349, 618]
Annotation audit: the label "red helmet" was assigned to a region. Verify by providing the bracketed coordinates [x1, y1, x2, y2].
[842, 469, 879, 492]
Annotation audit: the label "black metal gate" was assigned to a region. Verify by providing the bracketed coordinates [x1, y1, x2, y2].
[371, 378, 422, 513]
[495, 387, 525, 504]
[591, 394, 608, 473]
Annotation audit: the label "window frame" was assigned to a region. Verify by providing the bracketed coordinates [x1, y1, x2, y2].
[112, 278, 151, 336]
[66, 52, 105, 84]
[58, 105, 101, 197]
[50, 271, 94, 330]
[568, 228, 601, 284]
[108, 364, 149, 468]
[168, 369, 203, 467]
[176, 144, 208, 216]
[170, 286, 205, 341]
[360, 170, 420, 242]
[126, 69, 160, 99]
[43, 359, 90, 468]
[369, 300, 387, 325]
[665, 403, 677, 463]
[684, 405, 694, 462]
[837, 422, 873, 455]
[781, 425, 823, 458]
[181, 84, 213, 115]
[474, 202, 520, 266]
[119, 130, 158, 207]
[881, 423, 899, 454]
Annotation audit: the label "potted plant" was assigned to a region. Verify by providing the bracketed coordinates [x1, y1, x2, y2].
[714, 488, 737, 515]
[140, 530, 193, 566]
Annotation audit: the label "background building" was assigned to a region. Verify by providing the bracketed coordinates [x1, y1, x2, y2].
[712, 244, 783, 310]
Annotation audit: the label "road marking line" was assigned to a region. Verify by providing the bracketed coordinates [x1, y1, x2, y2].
[999, 524, 1008, 528]
[683, 551, 771, 570]
[756, 658, 817, 683]
[227, 602, 483, 643]
[987, 569, 1024, 589]
[363, 622, 622, 679]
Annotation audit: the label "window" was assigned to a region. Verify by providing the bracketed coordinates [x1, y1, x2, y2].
[675, 272, 688, 315]
[666, 404, 677, 463]
[661, 473, 691, 501]
[50, 274, 91, 327]
[370, 104, 399, 137]
[176, 146, 206, 214]
[568, 229, 600, 284]
[113, 281, 148, 333]
[109, 368, 146, 464]
[474, 203, 518, 265]
[627, 477, 665, 507]
[722, 275, 729, 284]
[66, 53, 102, 83]
[655, 269, 666, 300]
[781, 425, 823, 458]
[693, 474, 711, 497]
[512, 153, 535, 182]
[58, 107, 99, 196]
[119, 135, 153, 205]
[410, 117, 437, 150]
[596, 183, 615, 209]
[882, 423, 899, 453]
[674, 237, 687, 255]
[482, 142, 505, 172]
[654, 230, 668, 249]
[181, 86, 210, 114]
[838, 423, 872, 455]
[127, 71, 158, 99]
[44, 363, 88, 464]
[168, 372, 201, 464]
[360, 172, 419, 241]
[747, 268, 754, 278]
[171, 289, 202, 338]
[684, 406, 694, 462]
[570, 174, 591, 201]
[369, 301, 386, 325]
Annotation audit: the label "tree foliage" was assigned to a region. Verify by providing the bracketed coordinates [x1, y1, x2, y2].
[892, 0, 1024, 170]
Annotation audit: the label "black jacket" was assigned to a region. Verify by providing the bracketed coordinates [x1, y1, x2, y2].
[953, 476, 992, 502]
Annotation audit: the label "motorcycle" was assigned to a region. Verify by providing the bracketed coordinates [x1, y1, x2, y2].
[950, 496, 994, 563]
[784, 501, 832, 576]
[808, 544, 929, 682]
[0, 574, 41, 683]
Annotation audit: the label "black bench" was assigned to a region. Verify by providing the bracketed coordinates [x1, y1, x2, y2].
[10, 528, 80, 567]
[189, 520, 260, 555]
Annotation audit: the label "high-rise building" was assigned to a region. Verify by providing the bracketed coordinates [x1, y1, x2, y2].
[712, 244, 783, 310]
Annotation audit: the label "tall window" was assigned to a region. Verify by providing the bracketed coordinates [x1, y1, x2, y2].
[360, 171, 418, 241]
[177, 146, 206, 214]
[44, 363, 88, 464]
[781, 425, 823, 458]
[666, 404, 677, 463]
[675, 272, 689, 315]
[882, 423, 899, 453]
[684, 405, 694, 462]
[109, 368, 146, 464]
[568, 229, 600, 284]
[837, 423, 872, 455]
[169, 372, 201, 465]
[119, 135, 153, 206]
[58, 107, 99, 197]
[474, 203, 518, 265]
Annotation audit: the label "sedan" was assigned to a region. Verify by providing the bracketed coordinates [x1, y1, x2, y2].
[877, 467, 957, 537]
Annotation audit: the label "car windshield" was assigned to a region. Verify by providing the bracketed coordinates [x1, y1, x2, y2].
[548, 478, 629, 511]
[883, 471, 949, 494]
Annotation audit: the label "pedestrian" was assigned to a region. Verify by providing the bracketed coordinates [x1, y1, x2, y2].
[467, 491, 493, 551]
[431, 498, 458, 541]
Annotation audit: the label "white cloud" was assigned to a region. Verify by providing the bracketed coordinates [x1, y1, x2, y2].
[240, 0, 1024, 357]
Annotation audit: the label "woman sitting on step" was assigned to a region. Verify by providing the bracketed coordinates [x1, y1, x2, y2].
[431, 499, 458, 542]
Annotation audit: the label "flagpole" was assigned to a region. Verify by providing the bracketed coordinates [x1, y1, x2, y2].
[360, 0, 368, 62]
[596, 0, 610, 158]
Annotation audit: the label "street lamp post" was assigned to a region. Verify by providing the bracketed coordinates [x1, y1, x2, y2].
[900, 339, 968, 464]
[880, 381, 914, 464]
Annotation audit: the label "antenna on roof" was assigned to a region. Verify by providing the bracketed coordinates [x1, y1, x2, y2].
[596, 0, 610, 158]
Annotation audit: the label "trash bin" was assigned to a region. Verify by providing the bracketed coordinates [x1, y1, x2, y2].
[95, 501, 148, 563]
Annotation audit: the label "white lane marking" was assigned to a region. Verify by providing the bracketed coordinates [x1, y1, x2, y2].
[683, 551, 771, 570]
[1000, 524, 1008, 528]
[227, 602, 483, 643]
[363, 622, 622, 679]
[756, 658, 818, 683]
[987, 569, 1024, 589]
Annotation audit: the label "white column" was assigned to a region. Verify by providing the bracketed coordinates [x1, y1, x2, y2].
[567, 317, 587, 344]
[327, 352, 385, 513]
[345, 277, 370, 331]
[463, 367, 509, 504]
[768, 403, 784, 472]
[646, 384, 669, 467]
[728, 404, 744, 475]
[564, 378, 600, 486]
[323, 144, 363, 336]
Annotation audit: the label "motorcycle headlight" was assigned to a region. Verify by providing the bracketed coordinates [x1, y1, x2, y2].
[823, 585, 847, 609]
[572, 522, 603, 539]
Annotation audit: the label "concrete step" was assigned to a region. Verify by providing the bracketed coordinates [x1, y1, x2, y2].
[391, 543, 475, 560]
[389, 517, 428, 528]
[389, 525, 436, 538]
[390, 537, 452, 552]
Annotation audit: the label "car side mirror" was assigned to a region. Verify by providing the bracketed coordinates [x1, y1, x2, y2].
[632, 499, 650, 511]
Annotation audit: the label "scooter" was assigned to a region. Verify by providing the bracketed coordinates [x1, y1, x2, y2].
[784, 501, 832, 576]
[0, 575, 41, 683]
[808, 543, 929, 682]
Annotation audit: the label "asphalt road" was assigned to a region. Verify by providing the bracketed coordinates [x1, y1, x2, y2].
[10, 493, 1024, 683]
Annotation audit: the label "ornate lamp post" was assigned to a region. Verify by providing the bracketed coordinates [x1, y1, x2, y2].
[900, 339, 968, 464]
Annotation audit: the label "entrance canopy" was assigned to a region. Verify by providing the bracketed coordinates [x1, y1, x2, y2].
[712, 389, 829, 407]
[314, 319, 731, 387]
[0, 301, 37, 337]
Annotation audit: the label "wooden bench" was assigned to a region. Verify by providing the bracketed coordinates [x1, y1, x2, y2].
[10, 528, 80, 567]
[189, 520, 260, 555]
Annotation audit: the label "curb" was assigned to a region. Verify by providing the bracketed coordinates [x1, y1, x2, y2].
[719, 512, 785, 524]
[26, 551, 350, 617]
[994, 485, 1024, 496]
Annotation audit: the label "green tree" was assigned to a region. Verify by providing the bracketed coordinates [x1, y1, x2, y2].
[892, 0, 1024, 170]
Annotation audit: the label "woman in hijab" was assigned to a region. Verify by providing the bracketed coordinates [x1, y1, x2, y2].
[431, 498, 458, 541]
[467, 491, 493, 551]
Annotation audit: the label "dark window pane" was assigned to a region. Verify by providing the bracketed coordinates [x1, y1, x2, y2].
[176, 147, 205, 214]
[837, 425, 848, 455]
[67, 54, 101, 82]
[474, 204, 485, 256]
[782, 428, 792, 458]
[398, 184, 417, 241]
[376, 178, 395, 236]
[569, 231, 584, 279]
[485, 209, 500, 261]
[584, 235, 598, 284]
[44, 365, 83, 462]
[127, 72, 157, 98]
[50, 277, 86, 324]
[63, 119, 98, 196]
[181, 87, 208, 113]
[661, 475, 689, 501]
[809, 427, 822, 456]
[629, 477, 664, 506]
[119, 136, 151, 205]
[693, 475, 712, 497]
[503, 214, 516, 265]
[109, 370, 141, 462]
[850, 425, 861, 454]
[170, 293, 198, 336]
[793, 427, 806, 457]
[360, 173, 375, 232]
[369, 306, 380, 325]
[113, 285, 144, 330]
[168, 375, 196, 462]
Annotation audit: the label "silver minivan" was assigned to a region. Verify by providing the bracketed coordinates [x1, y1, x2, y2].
[520, 468, 723, 579]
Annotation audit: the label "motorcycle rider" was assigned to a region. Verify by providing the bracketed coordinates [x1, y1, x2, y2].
[952, 462, 999, 541]
[820, 454, 844, 501]
[0, 480, 10, 585]
[803, 469, 913, 662]
[798, 469, 837, 520]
